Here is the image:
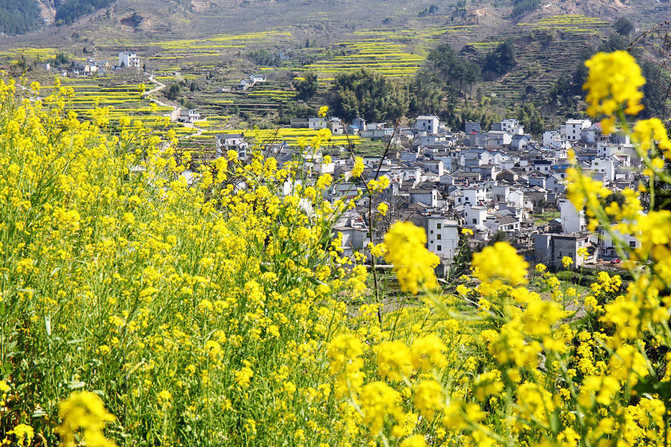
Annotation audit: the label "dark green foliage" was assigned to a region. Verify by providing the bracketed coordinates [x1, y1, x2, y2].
[55, 0, 115, 25]
[427, 44, 481, 92]
[0, 0, 42, 35]
[166, 83, 181, 101]
[247, 49, 281, 67]
[640, 61, 671, 120]
[54, 52, 71, 66]
[329, 69, 408, 123]
[599, 32, 630, 53]
[613, 17, 634, 36]
[447, 234, 473, 281]
[408, 45, 486, 128]
[511, 0, 540, 19]
[418, 4, 439, 17]
[549, 75, 581, 110]
[482, 40, 517, 80]
[460, 104, 499, 132]
[408, 70, 448, 117]
[293, 72, 319, 101]
[407, 44, 480, 125]
[518, 102, 544, 135]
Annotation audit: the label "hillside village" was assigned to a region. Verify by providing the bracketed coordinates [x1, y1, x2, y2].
[39, 48, 644, 274]
[213, 112, 640, 274]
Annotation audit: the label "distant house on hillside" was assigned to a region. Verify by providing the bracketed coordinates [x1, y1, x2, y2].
[179, 109, 201, 124]
[215, 133, 248, 159]
[416, 115, 440, 134]
[119, 52, 141, 69]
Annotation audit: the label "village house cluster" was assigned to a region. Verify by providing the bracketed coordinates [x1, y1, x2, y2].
[214, 113, 641, 274]
[40, 52, 143, 77]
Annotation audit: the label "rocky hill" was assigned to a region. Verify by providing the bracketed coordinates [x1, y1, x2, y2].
[3, 0, 669, 41]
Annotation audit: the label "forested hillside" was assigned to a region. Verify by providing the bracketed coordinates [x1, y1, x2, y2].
[0, 0, 41, 35]
[0, 0, 116, 34]
[54, 0, 116, 25]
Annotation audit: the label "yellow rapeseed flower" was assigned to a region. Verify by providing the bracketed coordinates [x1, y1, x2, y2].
[56, 391, 116, 447]
[583, 51, 645, 118]
[471, 242, 528, 286]
[351, 157, 365, 178]
[384, 221, 440, 294]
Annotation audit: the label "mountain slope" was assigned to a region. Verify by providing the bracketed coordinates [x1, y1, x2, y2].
[0, 0, 42, 35]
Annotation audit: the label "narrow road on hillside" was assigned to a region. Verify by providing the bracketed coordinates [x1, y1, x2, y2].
[144, 74, 203, 139]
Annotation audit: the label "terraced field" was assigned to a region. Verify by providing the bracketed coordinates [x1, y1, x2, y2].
[517, 14, 609, 35]
[300, 25, 480, 80]
[482, 15, 607, 107]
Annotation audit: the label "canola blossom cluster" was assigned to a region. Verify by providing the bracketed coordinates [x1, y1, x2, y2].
[582, 50, 645, 133]
[2, 50, 671, 447]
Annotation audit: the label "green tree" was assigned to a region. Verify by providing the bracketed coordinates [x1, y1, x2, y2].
[641, 61, 671, 120]
[426, 44, 480, 93]
[511, 0, 540, 18]
[518, 103, 544, 136]
[613, 17, 635, 36]
[166, 83, 181, 101]
[482, 40, 517, 80]
[0, 0, 41, 35]
[55, 0, 115, 25]
[330, 69, 408, 122]
[293, 72, 319, 101]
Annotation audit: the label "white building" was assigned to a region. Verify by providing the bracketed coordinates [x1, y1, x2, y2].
[426, 217, 460, 260]
[215, 133, 248, 159]
[559, 198, 585, 233]
[179, 109, 201, 124]
[308, 117, 327, 130]
[119, 52, 141, 69]
[543, 130, 571, 150]
[462, 186, 487, 205]
[409, 189, 438, 207]
[464, 204, 489, 231]
[493, 119, 524, 135]
[561, 119, 592, 142]
[486, 130, 512, 147]
[590, 158, 616, 183]
[422, 160, 444, 177]
[416, 115, 440, 134]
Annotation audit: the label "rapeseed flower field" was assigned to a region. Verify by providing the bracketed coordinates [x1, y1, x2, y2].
[1, 51, 671, 446]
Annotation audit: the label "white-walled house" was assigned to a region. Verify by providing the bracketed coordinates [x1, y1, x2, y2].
[543, 130, 571, 150]
[600, 226, 639, 257]
[546, 174, 566, 194]
[119, 52, 141, 69]
[464, 204, 489, 231]
[590, 158, 616, 183]
[415, 115, 440, 134]
[461, 186, 487, 205]
[561, 119, 592, 142]
[215, 133, 248, 158]
[559, 198, 585, 233]
[308, 117, 327, 129]
[492, 119, 524, 135]
[410, 189, 439, 207]
[179, 109, 201, 123]
[533, 159, 553, 175]
[486, 131, 512, 147]
[492, 185, 510, 203]
[508, 188, 525, 209]
[422, 160, 444, 177]
[485, 214, 520, 234]
[426, 217, 460, 260]
[534, 233, 596, 268]
[401, 166, 422, 186]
